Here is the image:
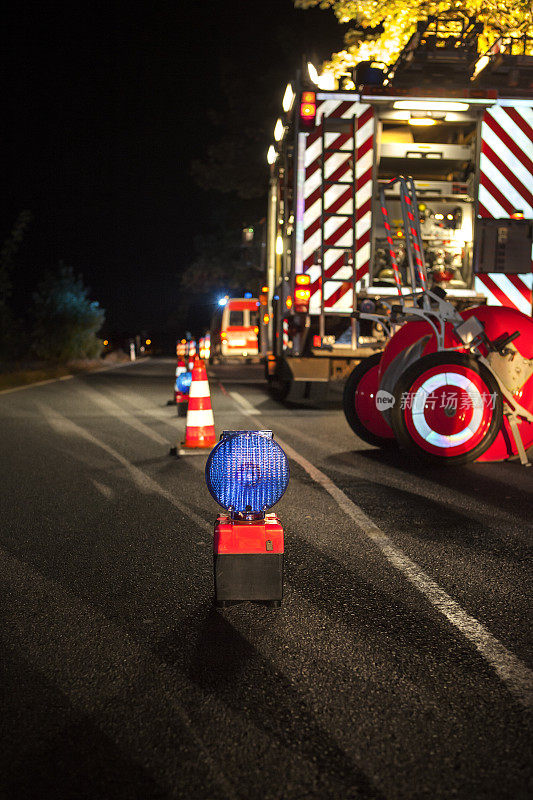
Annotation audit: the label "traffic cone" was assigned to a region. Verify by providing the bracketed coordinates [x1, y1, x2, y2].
[182, 357, 216, 449]
[167, 359, 186, 406]
[174, 359, 189, 417]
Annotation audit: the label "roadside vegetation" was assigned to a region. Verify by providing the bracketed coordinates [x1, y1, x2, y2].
[0, 213, 109, 388]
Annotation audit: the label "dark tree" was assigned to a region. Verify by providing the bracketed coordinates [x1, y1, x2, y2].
[31, 265, 105, 362]
[0, 210, 32, 358]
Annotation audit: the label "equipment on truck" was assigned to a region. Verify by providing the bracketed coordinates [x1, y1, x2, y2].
[264, 13, 532, 403]
[343, 176, 533, 465]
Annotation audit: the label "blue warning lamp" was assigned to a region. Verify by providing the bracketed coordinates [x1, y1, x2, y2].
[176, 370, 192, 394]
[205, 430, 289, 519]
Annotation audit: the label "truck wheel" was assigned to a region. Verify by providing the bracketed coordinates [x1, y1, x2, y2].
[268, 375, 291, 402]
[342, 353, 395, 447]
[391, 352, 502, 465]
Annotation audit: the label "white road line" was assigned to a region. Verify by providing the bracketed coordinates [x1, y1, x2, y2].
[270, 416, 529, 535]
[279, 437, 533, 710]
[0, 377, 61, 394]
[74, 383, 171, 446]
[228, 390, 261, 415]
[0, 360, 140, 396]
[0, 547, 238, 800]
[40, 404, 211, 534]
[231, 399, 533, 709]
[91, 479, 115, 500]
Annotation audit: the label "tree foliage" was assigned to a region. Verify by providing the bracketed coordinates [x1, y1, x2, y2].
[31, 265, 105, 362]
[180, 227, 264, 296]
[0, 210, 32, 357]
[295, 0, 533, 78]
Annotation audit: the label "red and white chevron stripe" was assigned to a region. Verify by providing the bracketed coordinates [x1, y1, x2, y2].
[474, 273, 533, 316]
[479, 105, 533, 221]
[478, 104, 533, 314]
[298, 97, 374, 314]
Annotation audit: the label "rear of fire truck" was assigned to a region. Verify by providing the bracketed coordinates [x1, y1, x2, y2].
[264, 14, 533, 401]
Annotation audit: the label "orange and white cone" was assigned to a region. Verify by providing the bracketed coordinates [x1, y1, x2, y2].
[182, 357, 216, 449]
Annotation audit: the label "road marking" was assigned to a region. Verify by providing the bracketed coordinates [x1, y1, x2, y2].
[0, 547, 238, 800]
[269, 416, 530, 535]
[0, 377, 61, 394]
[230, 398, 533, 709]
[227, 390, 261, 415]
[91, 479, 114, 499]
[40, 404, 212, 534]
[0, 360, 140, 396]
[75, 383, 171, 446]
[279, 437, 533, 710]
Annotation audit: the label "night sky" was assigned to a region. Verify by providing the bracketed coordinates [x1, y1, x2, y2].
[2, 1, 342, 343]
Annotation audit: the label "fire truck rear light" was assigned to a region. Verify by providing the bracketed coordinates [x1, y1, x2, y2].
[300, 92, 316, 131]
[295, 289, 310, 301]
[313, 335, 321, 348]
[285, 296, 293, 310]
[295, 274, 311, 286]
[254, 326, 259, 334]
[263, 314, 270, 325]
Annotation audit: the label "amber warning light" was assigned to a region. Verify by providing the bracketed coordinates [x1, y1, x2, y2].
[300, 91, 316, 131]
[294, 274, 311, 313]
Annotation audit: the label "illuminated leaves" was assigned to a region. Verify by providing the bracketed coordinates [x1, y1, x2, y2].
[295, 0, 533, 78]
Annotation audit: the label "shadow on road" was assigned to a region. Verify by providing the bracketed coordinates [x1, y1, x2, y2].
[332, 447, 533, 528]
[162, 608, 385, 800]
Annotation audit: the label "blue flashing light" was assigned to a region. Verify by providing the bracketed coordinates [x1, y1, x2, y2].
[244, 291, 252, 299]
[205, 430, 289, 516]
[218, 296, 228, 307]
[176, 371, 192, 394]
[273, 294, 279, 300]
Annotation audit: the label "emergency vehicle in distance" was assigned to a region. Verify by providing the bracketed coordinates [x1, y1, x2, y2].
[210, 296, 260, 362]
[263, 13, 533, 401]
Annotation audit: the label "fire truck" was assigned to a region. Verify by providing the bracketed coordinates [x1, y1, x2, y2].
[264, 14, 533, 400]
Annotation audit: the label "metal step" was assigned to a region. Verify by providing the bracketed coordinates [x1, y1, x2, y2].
[323, 212, 353, 218]
[323, 148, 353, 154]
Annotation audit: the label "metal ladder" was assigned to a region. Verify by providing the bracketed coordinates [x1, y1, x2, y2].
[319, 114, 358, 348]
[379, 175, 428, 308]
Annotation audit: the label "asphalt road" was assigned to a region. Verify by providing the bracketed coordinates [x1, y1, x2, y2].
[0, 357, 531, 800]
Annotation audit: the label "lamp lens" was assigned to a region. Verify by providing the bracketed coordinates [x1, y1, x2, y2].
[176, 371, 192, 393]
[205, 431, 289, 514]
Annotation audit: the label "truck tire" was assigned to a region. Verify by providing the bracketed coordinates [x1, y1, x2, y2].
[390, 351, 503, 465]
[267, 374, 291, 402]
[342, 353, 396, 448]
